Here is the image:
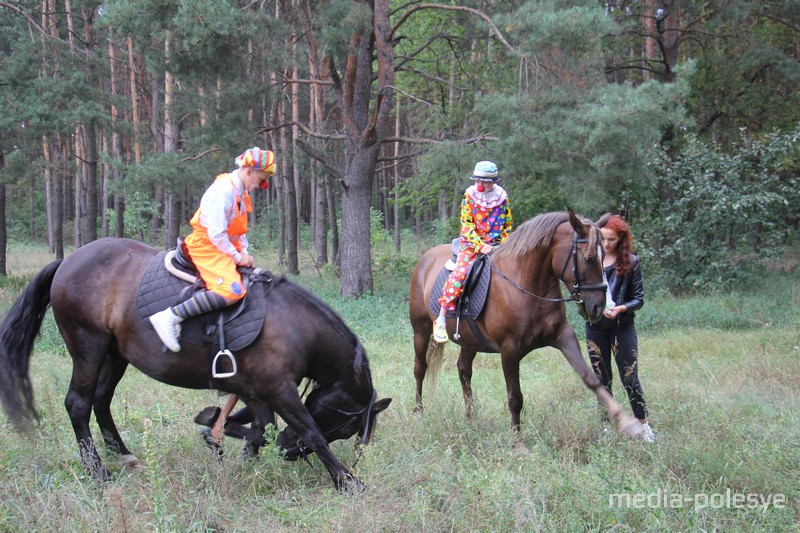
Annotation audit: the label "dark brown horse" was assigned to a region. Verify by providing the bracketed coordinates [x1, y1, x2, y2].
[0, 238, 390, 491]
[410, 210, 641, 437]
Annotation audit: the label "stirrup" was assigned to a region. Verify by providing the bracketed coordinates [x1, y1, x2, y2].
[212, 349, 237, 378]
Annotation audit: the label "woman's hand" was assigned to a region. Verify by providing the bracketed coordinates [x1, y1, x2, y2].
[603, 306, 623, 319]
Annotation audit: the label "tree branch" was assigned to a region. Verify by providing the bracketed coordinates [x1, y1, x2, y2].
[389, 3, 525, 60]
[296, 138, 344, 184]
[181, 148, 222, 162]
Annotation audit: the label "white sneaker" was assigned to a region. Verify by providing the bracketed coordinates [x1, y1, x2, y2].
[149, 309, 183, 352]
[432, 317, 448, 343]
[641, 422, 655, 443]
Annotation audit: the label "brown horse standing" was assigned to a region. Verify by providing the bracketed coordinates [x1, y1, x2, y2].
[0, 238, 390, 491]
[409, 210, 641, 436]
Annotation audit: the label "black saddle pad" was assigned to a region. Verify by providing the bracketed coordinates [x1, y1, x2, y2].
[135, 251, 269, 351]
[428, 255, 491, 318]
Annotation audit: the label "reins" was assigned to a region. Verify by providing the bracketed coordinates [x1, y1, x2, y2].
[491, 233, 607, 303]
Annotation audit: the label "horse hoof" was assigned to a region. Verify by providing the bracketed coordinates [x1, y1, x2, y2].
[513, 440, 530, 455]
[120, 454, 143, 471]
[201, 428, 224, 459]
[620, 419, 643, 439]
[194, 406, 221, 427]
[338, 475, 366, 493]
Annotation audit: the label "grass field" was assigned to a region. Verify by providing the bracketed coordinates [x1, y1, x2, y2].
[0, 240, 798, 532]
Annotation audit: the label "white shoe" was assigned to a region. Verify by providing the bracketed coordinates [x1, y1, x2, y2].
[432, 317, 448, 343]
[149, 309, 183, 352]
[641, 422, 655, 443]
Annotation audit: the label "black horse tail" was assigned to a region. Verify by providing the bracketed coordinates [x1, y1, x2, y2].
[0, 259, 63, 433]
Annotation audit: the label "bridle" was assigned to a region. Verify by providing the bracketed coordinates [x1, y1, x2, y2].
[491, 232, 607, 303]
[291, 389, 377, 472]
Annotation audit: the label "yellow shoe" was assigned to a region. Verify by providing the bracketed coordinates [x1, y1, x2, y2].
[432, 318, 448, 343]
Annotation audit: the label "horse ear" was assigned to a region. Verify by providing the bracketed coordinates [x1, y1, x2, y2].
[568, 209, 589, 238]
[596, 212, 612, 228]
[372, 397, 392, 415]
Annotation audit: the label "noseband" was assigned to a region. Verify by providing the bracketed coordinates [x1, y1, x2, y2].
[559, 234, 608, 304]
[292, 390, 377, 471]
[492, 233, 607, 303]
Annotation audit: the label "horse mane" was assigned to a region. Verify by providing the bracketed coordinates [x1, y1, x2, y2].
[493, 211, 597, 261]
[275, 278, 372, 387]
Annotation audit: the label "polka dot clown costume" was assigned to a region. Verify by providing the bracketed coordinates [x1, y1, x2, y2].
[433, 161, 513, 343]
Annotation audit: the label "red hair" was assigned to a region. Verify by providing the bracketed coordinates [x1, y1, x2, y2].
[605, 215, 634, 276]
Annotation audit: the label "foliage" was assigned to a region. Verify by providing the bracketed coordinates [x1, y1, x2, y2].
[638, 126, 800, 293]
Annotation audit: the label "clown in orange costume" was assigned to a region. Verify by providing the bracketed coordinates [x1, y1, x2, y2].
[148, 147, 276, 353]
[433, 161, 513, 343]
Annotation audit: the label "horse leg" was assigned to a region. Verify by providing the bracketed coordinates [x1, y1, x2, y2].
[457, 348, 478, 420]
[93, 355, 141, 470]
[274, 391, 359, 491]
[61, 330, 114, 481]
[500, 351, 525, 430]
[554, 327, 642, 438]
[412, 327, 432, 412]
[237, 400, 276, 457]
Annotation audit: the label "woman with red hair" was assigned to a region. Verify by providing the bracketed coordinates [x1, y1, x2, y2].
[586, 214, 654, 442]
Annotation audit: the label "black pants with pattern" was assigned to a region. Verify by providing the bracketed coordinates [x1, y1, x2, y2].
[585, 318, 648, 421]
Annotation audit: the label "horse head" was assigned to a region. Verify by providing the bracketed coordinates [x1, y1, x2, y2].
[562, 210, 607, 323]
[277, 384, 391, 461]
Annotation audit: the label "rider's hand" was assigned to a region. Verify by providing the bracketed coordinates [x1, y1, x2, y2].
[237, 251, 254, 267]
[479, 243, 494, 255]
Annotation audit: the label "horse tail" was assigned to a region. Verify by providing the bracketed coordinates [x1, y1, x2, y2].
[0, 259, 63, 433]
[424, 336, 446, 398]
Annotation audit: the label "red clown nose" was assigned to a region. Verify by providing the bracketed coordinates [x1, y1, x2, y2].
[477, 183, 485, 192]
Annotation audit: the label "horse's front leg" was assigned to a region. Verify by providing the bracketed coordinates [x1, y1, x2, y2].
[457, 348, 478, 420]
[275, 396, 360, 491]
[500, 350, 525, 430]
[554, 326, 642, 438]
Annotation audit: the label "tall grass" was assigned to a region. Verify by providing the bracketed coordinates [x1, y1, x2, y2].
[0, 239, 797, 531]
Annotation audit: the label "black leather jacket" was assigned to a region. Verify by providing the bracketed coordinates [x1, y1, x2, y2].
[605, 254, 644, 324]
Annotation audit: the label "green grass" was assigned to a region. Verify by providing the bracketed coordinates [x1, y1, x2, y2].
[0, 239, 798, 532]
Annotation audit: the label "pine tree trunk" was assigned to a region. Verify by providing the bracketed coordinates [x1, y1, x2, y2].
[0, 150, 6, 276]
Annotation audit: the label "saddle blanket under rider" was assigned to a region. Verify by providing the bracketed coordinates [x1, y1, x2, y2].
[428, 254, 491, 319]
[135, 251, 269, 351]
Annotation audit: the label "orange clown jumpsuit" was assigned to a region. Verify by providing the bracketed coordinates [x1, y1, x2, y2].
[184, 173, 252, 300]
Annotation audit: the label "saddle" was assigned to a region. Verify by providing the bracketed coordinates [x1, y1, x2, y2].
[135, 241, 274, 379]
[428, 238, 493, 348]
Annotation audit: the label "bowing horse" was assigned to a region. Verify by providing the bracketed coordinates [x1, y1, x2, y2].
[409, 210, 641, 437]
[0, 238, 390, 491]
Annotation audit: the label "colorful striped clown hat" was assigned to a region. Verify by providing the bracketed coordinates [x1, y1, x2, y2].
[470, 160, 500, 183]
[235, 147, 276, 176]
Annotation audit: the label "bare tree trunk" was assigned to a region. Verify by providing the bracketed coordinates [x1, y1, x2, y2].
[276, 91, 287, 268]
[53, 138, 65, 259]
[101, 133, 109, 237]
[74, 125, 83, 248]
[0, 150, 6, 275]
[109, 36, 125, 238]
[325, 173, 339, 266]
[287, 62, 300, 274]
[128, 35, 141, 165]
[163, 30, 180, 249]
[393, 96, 401, 253]
[42, 135, 54, 251]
